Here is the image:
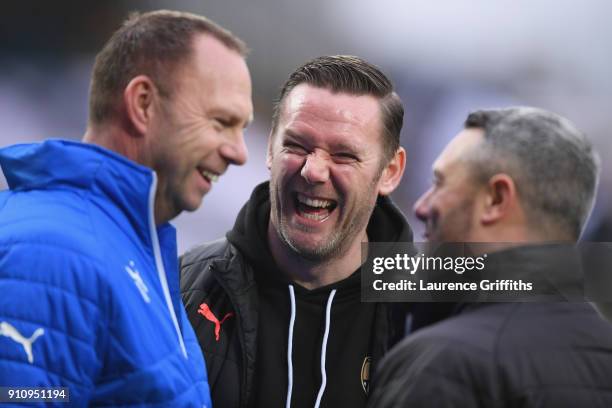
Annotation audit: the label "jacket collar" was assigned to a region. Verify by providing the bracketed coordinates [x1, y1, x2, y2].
[453, 243, 584, 313]
[0, 139, 158, 242]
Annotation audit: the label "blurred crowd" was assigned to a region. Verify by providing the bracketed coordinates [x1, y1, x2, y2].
[2, 0, 611, 251]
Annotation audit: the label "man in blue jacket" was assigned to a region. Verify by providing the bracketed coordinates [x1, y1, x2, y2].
[0, 10, 252, 407]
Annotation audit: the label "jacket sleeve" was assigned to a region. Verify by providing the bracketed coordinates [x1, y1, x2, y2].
[369, 366, 484, 408]
[368, 335, 499, 408]
[0, 242, 107, 406]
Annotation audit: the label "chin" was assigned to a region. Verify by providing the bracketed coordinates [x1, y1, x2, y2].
[282, 233, 328, 260]
[296, 238, 345, 261]
[181, 197, 204, 213]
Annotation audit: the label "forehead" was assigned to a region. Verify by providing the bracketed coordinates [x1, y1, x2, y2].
[189, 33, 250, 81]
[177, 34, 253, 114]
[277, 84, 382, 145]
[434, 128, 485, 174]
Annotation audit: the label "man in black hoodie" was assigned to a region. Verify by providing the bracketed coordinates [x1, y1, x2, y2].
[180, 55, 419, 407]
[369, 107, 612, 407]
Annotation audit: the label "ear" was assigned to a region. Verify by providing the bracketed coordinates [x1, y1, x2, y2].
[480, 174, 517, 225]
[123, 75, 157, 136]
[378, 147, 406, 196]
[266, 131, 275, 170]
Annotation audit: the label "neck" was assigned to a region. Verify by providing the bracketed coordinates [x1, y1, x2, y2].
[153, 195, 175, 226]
[83, 122, 144, 163]
[84, 122, 170, 225]
[267, 221, 367, 290]
[476, 222, 573, 248]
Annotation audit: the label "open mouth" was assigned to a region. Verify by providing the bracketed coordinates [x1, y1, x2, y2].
[200, 169, 219, 183]
[294, 192, 338, 221]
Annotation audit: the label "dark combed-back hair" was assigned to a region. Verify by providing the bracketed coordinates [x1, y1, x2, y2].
[464, 107, 600, 239]
[88, 10, 247, 125]
[270, 55, 404, 163]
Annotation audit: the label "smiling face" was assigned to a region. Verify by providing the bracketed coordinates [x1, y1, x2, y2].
[413, 128, 485, 242]
[267, 84, 393, 260]
[149, 34, 253, 222]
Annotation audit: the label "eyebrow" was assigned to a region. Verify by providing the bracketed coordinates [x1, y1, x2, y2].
[284, 129, 360, 153]
[284, 129, 307, 140]
[332, 141, 360, 153]
[211, 108, 253, 129]
[283, 130, 312, 147]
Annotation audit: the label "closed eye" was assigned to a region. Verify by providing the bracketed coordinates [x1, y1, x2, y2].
[333, 152, 359, 164]
[212, 118, 230, 131]
[216, 118, 232, 127]
[283, 142, 309, 155]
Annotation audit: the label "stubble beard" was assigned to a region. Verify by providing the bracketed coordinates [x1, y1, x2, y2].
[432, 196, 476, 243]
[269, 176, 380, 262]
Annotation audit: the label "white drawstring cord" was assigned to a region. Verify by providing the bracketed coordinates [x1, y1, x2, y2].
[314, 289, 337, 408]
[286, 285, 296, 408]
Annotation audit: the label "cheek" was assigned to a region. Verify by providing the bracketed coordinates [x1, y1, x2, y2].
[273, 154, 304, 177]
[173, 115, 213, 142]
[330, 165, 373, 192]
[433, 193, 454, 216]
[436, 190, 472, 219]
[188, 126, 215, 149]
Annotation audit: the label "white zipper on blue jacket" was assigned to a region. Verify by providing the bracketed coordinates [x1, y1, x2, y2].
[148, 172, 188, 358]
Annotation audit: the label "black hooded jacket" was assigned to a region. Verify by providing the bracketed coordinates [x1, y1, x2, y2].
[180, 182, 437, 408]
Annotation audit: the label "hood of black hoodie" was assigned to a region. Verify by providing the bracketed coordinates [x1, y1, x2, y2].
[226, 181, 413, 292]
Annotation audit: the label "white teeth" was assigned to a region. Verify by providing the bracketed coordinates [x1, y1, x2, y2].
[297, 193, 334, 209]
[201, 170, 219, 182]
[302, 212, 327, 221]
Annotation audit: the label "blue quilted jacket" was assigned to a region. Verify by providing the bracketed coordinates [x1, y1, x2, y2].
[0, 140, 211, 407]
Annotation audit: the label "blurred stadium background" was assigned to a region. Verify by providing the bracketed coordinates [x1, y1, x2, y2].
[1, 0, 611, 252]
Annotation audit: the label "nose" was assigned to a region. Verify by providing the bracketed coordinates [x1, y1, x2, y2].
[413, 188, 432, 223]
[300, 151, 330, 184]
[220, 131, 249, 166]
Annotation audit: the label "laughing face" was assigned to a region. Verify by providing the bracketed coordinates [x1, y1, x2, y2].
[149, 34, 253, 223]
[267, 84, 392, 260]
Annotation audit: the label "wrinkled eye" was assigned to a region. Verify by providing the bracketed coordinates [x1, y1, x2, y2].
[284, 142, 308, 155]
[333, 152, 358, 164]
[214, 118, 231, 129]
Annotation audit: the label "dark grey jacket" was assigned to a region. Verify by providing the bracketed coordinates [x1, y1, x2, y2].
[369, 247, 612, 408]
